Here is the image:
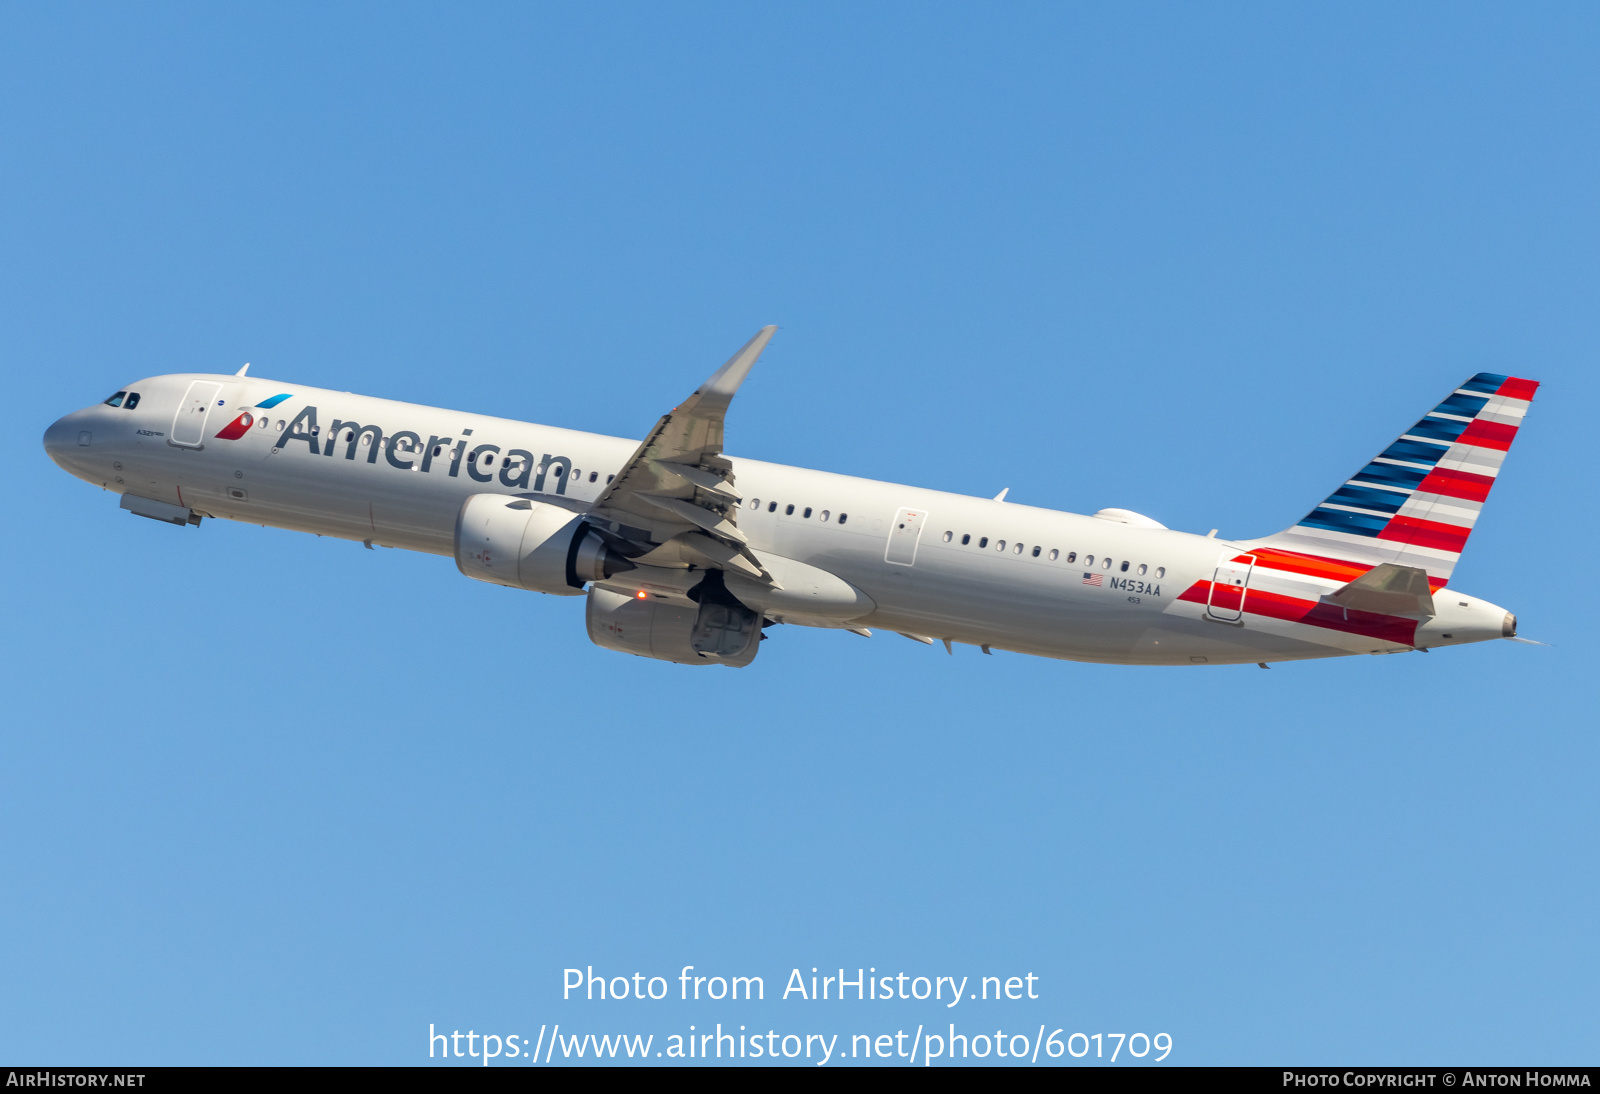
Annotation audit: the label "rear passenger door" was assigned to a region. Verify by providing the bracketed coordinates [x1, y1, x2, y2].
[1207, 554, 1255, 622]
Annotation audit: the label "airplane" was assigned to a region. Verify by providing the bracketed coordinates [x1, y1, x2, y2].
[42, 327, 1535, 668]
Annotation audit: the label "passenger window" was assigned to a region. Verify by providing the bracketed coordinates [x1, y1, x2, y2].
[1137, 564, 1147, 576]
[1013, 542, 1024, 554]
[571, 468, 580, 479]
[276, 420, 285, 431]
[1031, 546, 1041, 557]
[1156, 567, 1165, 578]
[1083, 554, 1093, 566]
[589, 471, 598, 482]
[606, 474, 614, 483]
[124, 393, 141, 409]
[820, 510, 830, 522]
[1102, 557, 1113, 570]
[942, 530, 953, 542]
[749, 498, 760, 509]
[803, 507, 812, 518]
[103, 392, 126, 407]
[838, 513, 848, 525]
[979, 537, 988, 548]
[1048, 549, 1059, 561]
[996, 540, 1006, 551]
[1120, 561, 1130, 572]
[769, 501, 777, 512]
[785, 504, 794, 515]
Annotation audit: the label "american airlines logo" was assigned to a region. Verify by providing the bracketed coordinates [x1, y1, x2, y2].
[213, 393, 296, 441]
[261, 403, 575, 493]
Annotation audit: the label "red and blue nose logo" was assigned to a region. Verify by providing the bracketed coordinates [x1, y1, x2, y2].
[213, 412, 255, 439]
[214, 393, 292, 440]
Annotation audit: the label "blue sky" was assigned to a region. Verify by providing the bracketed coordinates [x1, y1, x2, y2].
[3, 2, 1596, 1066]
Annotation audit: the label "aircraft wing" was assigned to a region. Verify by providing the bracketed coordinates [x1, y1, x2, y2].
[584, 326, 777, 582]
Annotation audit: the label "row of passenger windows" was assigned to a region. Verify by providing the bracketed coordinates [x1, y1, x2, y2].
[108, 389, 1163, 572]
[746, 498, 850, 525]
[941, 530, 1165, 577]
[94, 389, 1155, 569]
[94, 391, 635, 493]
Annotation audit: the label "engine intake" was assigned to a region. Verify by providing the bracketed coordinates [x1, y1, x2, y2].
[455, 494, 634, 596]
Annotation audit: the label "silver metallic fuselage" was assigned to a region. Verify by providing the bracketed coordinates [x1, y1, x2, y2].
[44, 373, 1514, 666]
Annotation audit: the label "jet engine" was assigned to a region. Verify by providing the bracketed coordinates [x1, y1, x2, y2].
[455, 494, 635, 596]
[586, 579, 762, 667]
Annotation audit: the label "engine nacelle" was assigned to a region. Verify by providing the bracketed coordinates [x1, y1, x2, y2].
[455, 494, 634, 596]
[586, 586, 762, 667]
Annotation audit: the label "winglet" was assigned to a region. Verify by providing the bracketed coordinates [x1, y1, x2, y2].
[236, 362, 250, 377]
[682, 326, 777, 415]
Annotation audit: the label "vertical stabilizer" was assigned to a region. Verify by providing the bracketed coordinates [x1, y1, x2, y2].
[1250, 373, 1538, 585]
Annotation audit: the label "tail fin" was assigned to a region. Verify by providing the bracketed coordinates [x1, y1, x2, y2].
[1251, 372, 1538, 585]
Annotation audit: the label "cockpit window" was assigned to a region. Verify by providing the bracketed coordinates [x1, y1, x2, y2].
[124, 392, 141, 409]
[103, 391, 126, 407]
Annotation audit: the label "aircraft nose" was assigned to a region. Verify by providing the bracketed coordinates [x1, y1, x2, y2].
[43, 411, 85, 466]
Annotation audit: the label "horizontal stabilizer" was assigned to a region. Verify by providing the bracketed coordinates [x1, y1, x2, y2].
[1324, 563, 1435, 620]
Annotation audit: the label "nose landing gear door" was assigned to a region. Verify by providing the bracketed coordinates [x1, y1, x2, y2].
[1206, 553, 1256, 622]
[884, 507, 928, 566]
[171, 380, 224, 449]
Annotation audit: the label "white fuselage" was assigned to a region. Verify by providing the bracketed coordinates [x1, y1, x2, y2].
[44, 372, 1515, 666]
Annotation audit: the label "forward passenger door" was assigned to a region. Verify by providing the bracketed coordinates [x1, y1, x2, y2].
[171, 380, 223, 448]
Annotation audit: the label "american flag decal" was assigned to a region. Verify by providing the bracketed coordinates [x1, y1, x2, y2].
[1082, 572, 1103, 586]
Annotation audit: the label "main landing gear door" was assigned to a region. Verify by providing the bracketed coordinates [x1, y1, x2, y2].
[884, 507, 928, 566]
[1207, 553, 1256, 622]
[171, 380, 224, 448]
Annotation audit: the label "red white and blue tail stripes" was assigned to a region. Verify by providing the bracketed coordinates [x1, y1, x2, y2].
[1255, 372, 1538, 584]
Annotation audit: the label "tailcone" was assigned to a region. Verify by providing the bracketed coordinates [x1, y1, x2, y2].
[1413, 592, 1517, 649]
